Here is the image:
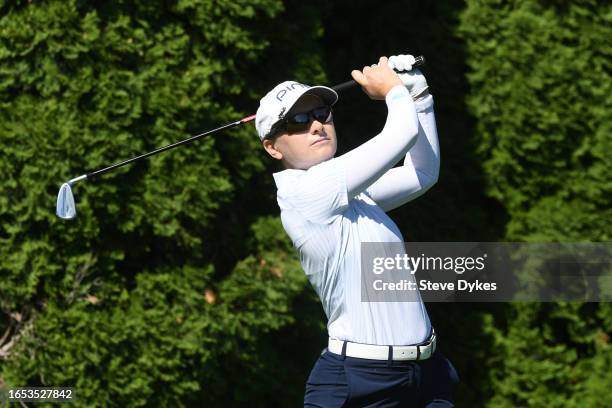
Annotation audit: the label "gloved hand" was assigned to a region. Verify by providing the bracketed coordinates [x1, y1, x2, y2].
[388, 54, 429, 100]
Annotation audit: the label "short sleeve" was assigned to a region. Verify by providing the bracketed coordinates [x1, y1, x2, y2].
[282, 158, 349, 224]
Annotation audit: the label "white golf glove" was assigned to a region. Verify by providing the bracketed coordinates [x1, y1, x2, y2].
[388, 54, 429, 100]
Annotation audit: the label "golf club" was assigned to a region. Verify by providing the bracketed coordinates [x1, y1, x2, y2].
[56, 55, 425, 219]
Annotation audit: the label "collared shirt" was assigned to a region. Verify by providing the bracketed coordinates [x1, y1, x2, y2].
[273, 159, 432, 346]
[273, 88, 437, 346]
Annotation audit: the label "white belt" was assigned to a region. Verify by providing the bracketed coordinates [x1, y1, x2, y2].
[328, 329, 436, 361]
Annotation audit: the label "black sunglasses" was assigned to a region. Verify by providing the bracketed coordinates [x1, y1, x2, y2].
[268, 106, 333, 138]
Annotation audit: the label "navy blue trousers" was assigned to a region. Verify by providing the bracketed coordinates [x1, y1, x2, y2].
[304, 348, 459, 407]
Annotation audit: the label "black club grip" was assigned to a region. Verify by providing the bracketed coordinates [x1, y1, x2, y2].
[332, 55, 425, 93]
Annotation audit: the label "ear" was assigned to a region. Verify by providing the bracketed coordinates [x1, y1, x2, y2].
[262, 138, 283, 160]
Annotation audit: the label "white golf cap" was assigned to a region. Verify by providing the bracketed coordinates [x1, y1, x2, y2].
[256, 81, 338, 141]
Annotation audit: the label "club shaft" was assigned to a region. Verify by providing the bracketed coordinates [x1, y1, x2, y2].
[81, 55, 425, 181]
[87, 118, 246, 179]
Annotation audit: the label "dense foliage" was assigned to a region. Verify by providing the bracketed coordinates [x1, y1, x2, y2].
[1, 0, 610, 406]
[458, 1, 611, 406]
[0, 0, 322, 405]
[460, 0, 611, 242]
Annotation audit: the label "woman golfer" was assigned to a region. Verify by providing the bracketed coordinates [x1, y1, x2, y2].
[255, 55, 459, 407]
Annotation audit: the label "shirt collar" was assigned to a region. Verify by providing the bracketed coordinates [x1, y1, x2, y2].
[272, 168, 304, 190]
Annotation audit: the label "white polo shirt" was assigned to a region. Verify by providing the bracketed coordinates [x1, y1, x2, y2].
[274, 159, 431, 345]
[273, 88, 437, 346]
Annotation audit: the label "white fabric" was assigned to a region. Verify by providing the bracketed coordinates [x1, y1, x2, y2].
[255, 81, 338, 140]
[398, 68, 429, 99]
[364, 94, 439, 211]
[388, 54, 416, 71]
[273, 85, 440, 346]
[388, 54, 428, 99]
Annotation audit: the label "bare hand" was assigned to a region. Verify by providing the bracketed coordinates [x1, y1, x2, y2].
[351, 56, 403, 100]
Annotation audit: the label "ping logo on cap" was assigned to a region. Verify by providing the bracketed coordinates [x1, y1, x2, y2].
[275, 82, 310, 101]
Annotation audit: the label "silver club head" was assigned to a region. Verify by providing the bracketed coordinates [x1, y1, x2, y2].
[56, 182, 77, 220]
[56, 175, 87, 219]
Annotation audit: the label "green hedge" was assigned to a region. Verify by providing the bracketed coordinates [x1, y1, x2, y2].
[1, 0, 610, 406]
[460, 0, 611, 242]
[0, 1, 322, 406]
[459, 1, 611, 406]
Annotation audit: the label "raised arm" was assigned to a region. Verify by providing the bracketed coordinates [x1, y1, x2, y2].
[337, 57, 420, 199]
[365, 93, 440, 211]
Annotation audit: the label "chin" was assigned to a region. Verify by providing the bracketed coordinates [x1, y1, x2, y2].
[293, 144, 337, 169]
[323, 148, 336, 161]
[300, 152, 334, 170]
[316, 144, 336, 161]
